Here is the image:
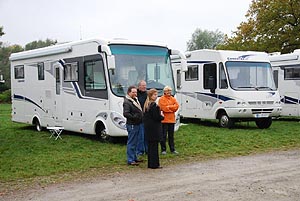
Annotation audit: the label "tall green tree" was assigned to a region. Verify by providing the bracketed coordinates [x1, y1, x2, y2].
[0, 26, 4, 47]
[0, 26, 7, 90]
[0, 26, 4, 36]
[219, 0, 300, 53]
[187, 29, 225, 51]
[25, 38, 57, 50]
[0, 45, 24, 90]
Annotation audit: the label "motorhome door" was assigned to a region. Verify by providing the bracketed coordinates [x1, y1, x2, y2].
[54, 63, 63, 124]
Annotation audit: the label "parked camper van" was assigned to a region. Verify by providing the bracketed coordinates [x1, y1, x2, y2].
[172, 49, 281, 128]
[10, 38, 187, 139]
[269, 49, 300, 117]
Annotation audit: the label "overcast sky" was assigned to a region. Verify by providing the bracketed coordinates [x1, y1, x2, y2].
[0, 0, 251, 52]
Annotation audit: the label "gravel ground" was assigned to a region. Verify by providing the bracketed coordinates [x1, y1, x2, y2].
[2, 150, 300, 201]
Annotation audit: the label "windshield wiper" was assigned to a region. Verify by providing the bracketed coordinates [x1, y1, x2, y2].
[147, 87, 164, 91]
[235, 86, 257, 89]
[255, 86, 274, 91]
[235, 86, 274, 91]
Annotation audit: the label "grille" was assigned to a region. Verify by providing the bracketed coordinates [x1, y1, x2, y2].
[248, 101, 274, 105]
[251, 109, 273, 114]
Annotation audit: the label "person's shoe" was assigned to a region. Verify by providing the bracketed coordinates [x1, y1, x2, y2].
[128, 161, 139, 166]
[161, 151, 167, 155]
[171, 151, 179, 154]
[149, 166, 163, 169]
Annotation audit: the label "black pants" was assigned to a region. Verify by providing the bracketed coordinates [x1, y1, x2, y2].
[148, 141, 160, 168]
[160, 123, 175, 152]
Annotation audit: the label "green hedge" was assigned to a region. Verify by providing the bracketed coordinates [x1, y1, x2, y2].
[0, 89, 11, 103]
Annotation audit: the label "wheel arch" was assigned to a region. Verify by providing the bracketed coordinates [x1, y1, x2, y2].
[216, 108, 227, 119]
[32, 115, 41, 126]
[32, 115, 43, 131]
[94, 119, 107, 135]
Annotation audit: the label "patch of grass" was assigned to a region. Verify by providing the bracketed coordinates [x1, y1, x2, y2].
[1, 103, 300, 191]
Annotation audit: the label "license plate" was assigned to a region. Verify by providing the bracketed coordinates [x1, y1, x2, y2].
[254, 113, 269, 118]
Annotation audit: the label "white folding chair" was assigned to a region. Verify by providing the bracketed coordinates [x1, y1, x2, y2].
[47, 127, 64, 140]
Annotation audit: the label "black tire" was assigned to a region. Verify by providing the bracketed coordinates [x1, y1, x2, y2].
[218, 113, 234, 128]
[255, 117, 272, 129]
[95, 122, 111, 142]
[34, 118, 42, 132]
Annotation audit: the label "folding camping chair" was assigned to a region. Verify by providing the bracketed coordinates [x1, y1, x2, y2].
[47, 126, 64, 140]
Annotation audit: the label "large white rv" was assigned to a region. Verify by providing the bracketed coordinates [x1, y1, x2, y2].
[10, 38, 186, 139]
[172, 49, 282, 128]
[269, 49, 300, 117]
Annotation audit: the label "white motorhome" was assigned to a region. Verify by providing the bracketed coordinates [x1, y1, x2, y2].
[269, 49, 300, 117]
[172, 49, 282, 128]
[10, 38, 186, 139]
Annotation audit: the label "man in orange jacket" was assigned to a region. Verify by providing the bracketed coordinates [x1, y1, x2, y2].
[158, 86, 179, 154]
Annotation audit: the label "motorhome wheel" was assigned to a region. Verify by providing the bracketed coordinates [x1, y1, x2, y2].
[219, 113, 234, 128]
[255, 117, 272, 129]
[34, 118, 42, 132]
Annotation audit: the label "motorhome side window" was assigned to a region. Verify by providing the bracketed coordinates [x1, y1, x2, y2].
[284, 66, 300, 80]
[37, 62, 44, 80]
[203, 63, 217, 89]
[14, 65, 24, 79]
[185, 65, 198, 81]
[176, 69, 181, 89]
[84, 60, 106, 90]
[273, 70, 278, 88]
[219, 62, 228, 89]
[64, 62, 78, 82]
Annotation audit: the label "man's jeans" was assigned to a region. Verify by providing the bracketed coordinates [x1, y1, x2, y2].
[126, 124, 140, 163]
[137, 123, 147, 155]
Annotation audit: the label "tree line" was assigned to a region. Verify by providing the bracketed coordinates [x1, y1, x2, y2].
[188, 0, 300, 52]
[1, 0, 300, 92]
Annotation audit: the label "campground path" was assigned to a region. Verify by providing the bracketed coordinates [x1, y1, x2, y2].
[3, 150, 300, 201]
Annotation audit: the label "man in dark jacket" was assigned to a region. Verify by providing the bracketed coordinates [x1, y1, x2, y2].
[123, 86, 143, 166]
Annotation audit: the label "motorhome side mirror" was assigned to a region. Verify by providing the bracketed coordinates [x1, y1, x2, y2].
[107, 55, 116, 70]
[99, 45, 116, 70]
[208, 76, 216, 93]
[171, 49, 187, 72]
[180, 59, 188, 72]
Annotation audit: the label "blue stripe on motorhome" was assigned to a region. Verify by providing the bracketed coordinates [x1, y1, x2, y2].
[72, 82, 84, 99]
[71, 82, 102, 101]
[13, 94, 24, 100]
[58, 59, 65, 66]
[284, 96, 299, 104]
[180, 91, 234, 102]
[13, 94, 46, 112]
[196, 92, 234, 101]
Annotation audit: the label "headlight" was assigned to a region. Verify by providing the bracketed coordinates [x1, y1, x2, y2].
[275, 101, 281, 105]
[237, 101, 246, 106]
[110, 112, 126, 130]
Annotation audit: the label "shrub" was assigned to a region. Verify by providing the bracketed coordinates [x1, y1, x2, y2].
[0, 89, 11, 103]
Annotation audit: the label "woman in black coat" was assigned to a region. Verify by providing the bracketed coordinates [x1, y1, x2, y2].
[143, 89, 164, 169]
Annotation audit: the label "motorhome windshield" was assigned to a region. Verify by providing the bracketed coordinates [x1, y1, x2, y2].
[226, 61, 276, 91]
[109, 45, 175, 96]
